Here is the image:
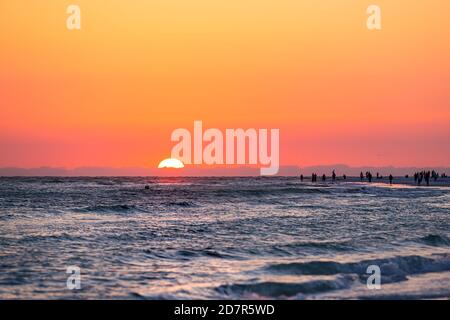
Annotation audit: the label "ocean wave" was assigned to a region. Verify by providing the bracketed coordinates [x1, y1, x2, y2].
[0, 213, 15, 221]
[274, 240, 354, 252]
[417, 234, 450, 247]
[165, 201, 196, 207]
[266, 254, 450, 284]
[74, 204, 143, 213]
[216, 274, 357, 298]
[16, 233, 88, 244]
[93, 180, 119, 186]
[42, 178, 66, 184]
[176, 249, 232, 259]
[212, 187, 331, 198]
[143, 248, 237, 260]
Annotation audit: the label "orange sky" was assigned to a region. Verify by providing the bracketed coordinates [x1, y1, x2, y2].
[0, 0, 449, 169]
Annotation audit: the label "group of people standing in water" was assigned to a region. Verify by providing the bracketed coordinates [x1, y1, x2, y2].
[358, 171, 394, 184]
[299, 169, 446, 186]
[413, 170, 446, 186]
[301, 170, 394, 184]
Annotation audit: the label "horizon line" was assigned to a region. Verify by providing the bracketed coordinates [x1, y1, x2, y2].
[1, 165, 448, 177]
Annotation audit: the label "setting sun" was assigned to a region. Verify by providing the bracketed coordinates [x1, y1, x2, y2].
[157, 158, 184, 169]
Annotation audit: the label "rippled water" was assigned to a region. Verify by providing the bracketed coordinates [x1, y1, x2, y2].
[0, 177, 449, 299]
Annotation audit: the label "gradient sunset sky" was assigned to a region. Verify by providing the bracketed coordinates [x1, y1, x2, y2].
[1, 1, 449, 169]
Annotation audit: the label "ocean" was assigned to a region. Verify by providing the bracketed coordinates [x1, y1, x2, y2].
[0, 177, 449, 299]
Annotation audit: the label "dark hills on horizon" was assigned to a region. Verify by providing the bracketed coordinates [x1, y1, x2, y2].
[0, 165, 448, 177]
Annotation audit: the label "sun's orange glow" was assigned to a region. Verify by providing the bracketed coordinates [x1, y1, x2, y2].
[158, 158, 184, 169]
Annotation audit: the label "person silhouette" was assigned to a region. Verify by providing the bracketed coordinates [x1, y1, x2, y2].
[389, 174, 393, 185]
[322, 174, 326, 181]
[300, 174, 304, 182]
[332, 170, 336, 182]
[360, 172, 364, 181]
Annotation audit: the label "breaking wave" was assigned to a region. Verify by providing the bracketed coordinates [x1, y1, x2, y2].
[266, 254, 450, 283]
[217, 275, 357, 298]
